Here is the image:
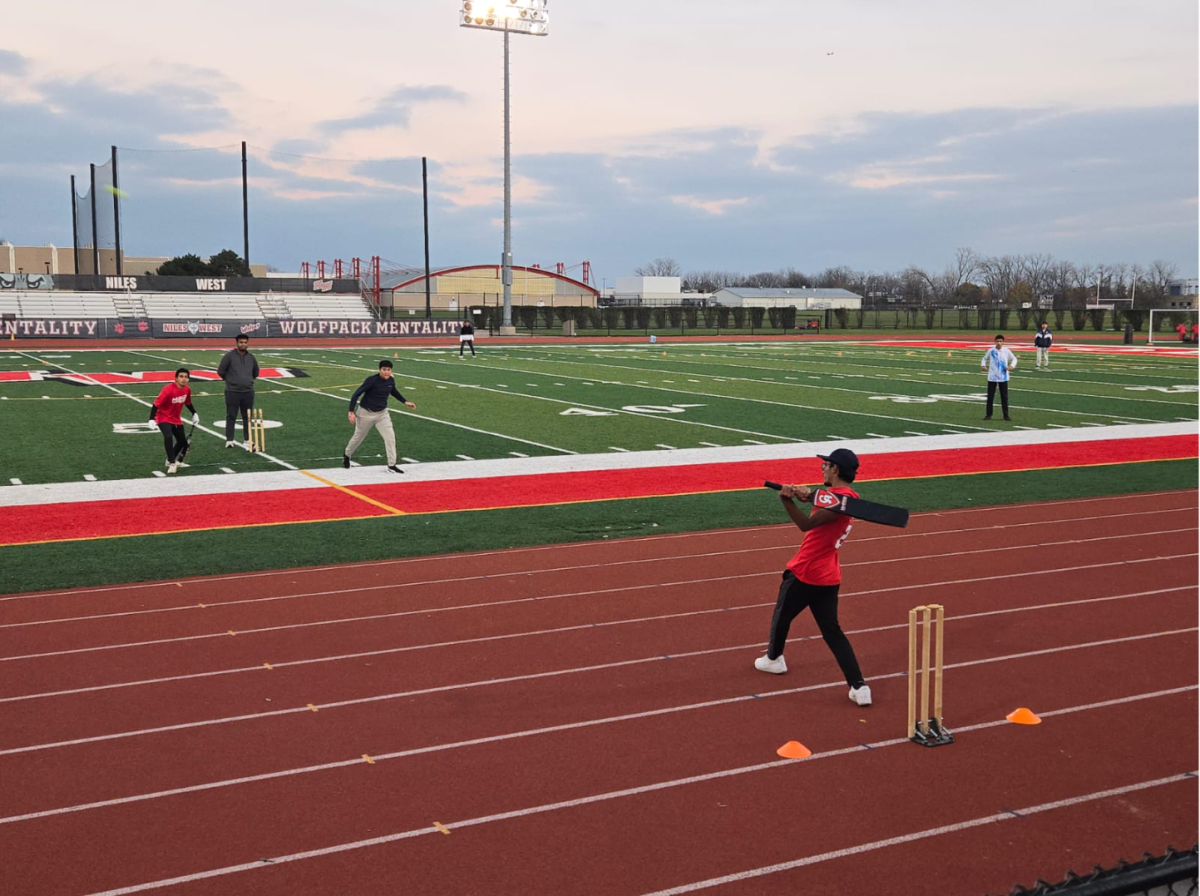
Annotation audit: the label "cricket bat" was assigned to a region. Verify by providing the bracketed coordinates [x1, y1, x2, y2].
[763, 481, 910, 528]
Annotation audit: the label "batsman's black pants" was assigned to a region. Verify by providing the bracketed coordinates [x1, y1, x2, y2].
[224, 390, 255, 441]
[158, 423, 187, 463]
[985, 380, 1009, 417]
[766, 570, 865, 688]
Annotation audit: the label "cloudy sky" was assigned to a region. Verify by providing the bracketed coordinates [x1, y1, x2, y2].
[1, 0, 1196, 283]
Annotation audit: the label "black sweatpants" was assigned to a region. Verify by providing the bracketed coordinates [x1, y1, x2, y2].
[766, 570, 865, 688]
[158, 423, 188, 463]
[224, 390, 255, 441]
[985, 380, 1009, 417]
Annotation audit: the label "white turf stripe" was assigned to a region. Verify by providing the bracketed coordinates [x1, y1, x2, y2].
[3, 620, 1194, 758]
[3, 521, 1193, 632]
[0, 420, 1192, 510]
[65, 703, 1200, 895]
[3, 551, 1193, 665]
[5, 583, 1189, 705]
[638, 771, 1199, 896]
[2, 490, 1192, 603]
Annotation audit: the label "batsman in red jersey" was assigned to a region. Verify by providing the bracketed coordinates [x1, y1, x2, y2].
[149, 368, 198, 475]
[753, 448, 872, 707]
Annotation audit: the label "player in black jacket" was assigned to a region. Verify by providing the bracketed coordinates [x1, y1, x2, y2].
[343, 360, 416, 473]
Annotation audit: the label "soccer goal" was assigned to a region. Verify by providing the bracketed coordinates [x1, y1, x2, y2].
[1147, 308, 1199, 345]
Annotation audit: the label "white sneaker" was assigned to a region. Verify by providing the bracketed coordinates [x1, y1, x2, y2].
[849, 685, 872, 706]
[225, 440, 235, 448]
[166, 462, 178, 475]
[244, 440, 253, 451]
[754, 654, 787, 674]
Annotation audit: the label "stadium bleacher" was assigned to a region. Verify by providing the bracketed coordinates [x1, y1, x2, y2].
[6, 291, 376, 320]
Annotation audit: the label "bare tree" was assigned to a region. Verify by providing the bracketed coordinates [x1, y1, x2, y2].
[1143, 259, 1179, 306]
[979, 255, 1020, 305]
[635, 258, 681, 277]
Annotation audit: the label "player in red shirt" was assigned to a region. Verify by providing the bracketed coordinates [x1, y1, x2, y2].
[753, 448, 871, 707]
[149, 368, 199, 475]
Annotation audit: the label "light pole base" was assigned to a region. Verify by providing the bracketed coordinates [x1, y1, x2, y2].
[499, 326, 518, 336]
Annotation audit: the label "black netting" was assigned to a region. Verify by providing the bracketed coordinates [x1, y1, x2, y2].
[990, 844, 1198, 896]
[93, 158, 117, 252]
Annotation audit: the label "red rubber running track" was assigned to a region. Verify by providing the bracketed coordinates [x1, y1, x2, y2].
[0, 491, 1196, 895]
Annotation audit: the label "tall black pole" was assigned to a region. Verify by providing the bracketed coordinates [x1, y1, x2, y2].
[89, 163, 99, 278]
[242, 141, 250, 274]
[111, 146, 123, 276]
[70, 176, 80, 276]
[422, 156, 431, 320]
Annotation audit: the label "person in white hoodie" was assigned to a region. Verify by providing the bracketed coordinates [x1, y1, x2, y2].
[981, 334, 1017, 421]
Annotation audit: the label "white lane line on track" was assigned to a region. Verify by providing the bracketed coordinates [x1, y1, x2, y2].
[3, 552, 1194, 664]
[2, 489, 1194, 603]
[3, 617, 1195, 760]
[3, 522, 1195, 632]
[637, 769, 1199, 896]
[50, 699, 1200, 895]
[5, 583, 1191, 706]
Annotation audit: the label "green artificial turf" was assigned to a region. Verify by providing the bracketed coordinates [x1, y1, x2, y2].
[2, 458, 1193, 595]
[1, 342, 1195, 486]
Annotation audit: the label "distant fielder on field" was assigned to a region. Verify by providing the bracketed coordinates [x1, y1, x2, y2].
[343, 359, 416, 474]
[149, 367, 199, 475]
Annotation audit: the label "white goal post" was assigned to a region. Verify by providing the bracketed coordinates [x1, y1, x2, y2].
[1147, 308, 1198, 345]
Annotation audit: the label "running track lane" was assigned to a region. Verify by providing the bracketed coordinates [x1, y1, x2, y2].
[0, 435, 1194, 545]
[2, 496, 1200, 896]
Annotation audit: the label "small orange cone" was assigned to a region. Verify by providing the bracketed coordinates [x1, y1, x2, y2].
[837, 350, 843, 357]
[947, 351, 952, 358]
[1006, 707, 1041, 725]
[393, 352, 398, 358]
[662, 351, 667, 356]
[776, 741, 812, 759]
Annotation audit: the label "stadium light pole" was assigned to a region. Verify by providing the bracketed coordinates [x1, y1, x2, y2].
[459, 1, 549, 335]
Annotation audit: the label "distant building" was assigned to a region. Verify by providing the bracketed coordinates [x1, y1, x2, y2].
[612, 276, 680, 303]
[0, 243, 266, 277]
[1166, 279, 1198, 308]
[711, 287, 862, 310]
[386, 264, 597, 313]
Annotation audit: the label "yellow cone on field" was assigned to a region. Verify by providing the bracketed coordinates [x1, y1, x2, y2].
[662, 351, 667, 356]
[1006, 707, 1041, 725]
[776, 740, 812, 759]
[837, 351, 843, 357]
[947, 352, 953, 358]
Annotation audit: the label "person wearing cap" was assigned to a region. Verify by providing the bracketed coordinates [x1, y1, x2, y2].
[981, 334, 1016, 421]
[754, 448, 872, 708]
[1033, 322, 1053, 370]
[217, 333, 260, 449]
[344, 360, 416, 474]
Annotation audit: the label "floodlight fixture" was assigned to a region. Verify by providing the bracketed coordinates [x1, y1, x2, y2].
[459, 0, 550, 331]
[460, 0, 549, 35]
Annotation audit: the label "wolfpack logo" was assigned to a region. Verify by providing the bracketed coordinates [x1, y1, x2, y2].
[312, 280, 333, 292]
[813, 490, 844, 510]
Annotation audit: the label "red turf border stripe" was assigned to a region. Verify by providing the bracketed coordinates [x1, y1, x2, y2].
[1, 435, 1194, 547]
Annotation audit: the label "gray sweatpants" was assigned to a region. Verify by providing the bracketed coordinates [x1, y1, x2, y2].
[345, 407, 396, 465]
[1036, 347, 1050, 368]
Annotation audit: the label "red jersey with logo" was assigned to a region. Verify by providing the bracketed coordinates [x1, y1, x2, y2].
[152, 382, 192, 425]
[785, 486, 859, 586]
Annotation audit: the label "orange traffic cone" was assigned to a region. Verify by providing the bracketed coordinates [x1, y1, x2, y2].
[1006, 707, 1041, 725]
[776, 741, 812, 759]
